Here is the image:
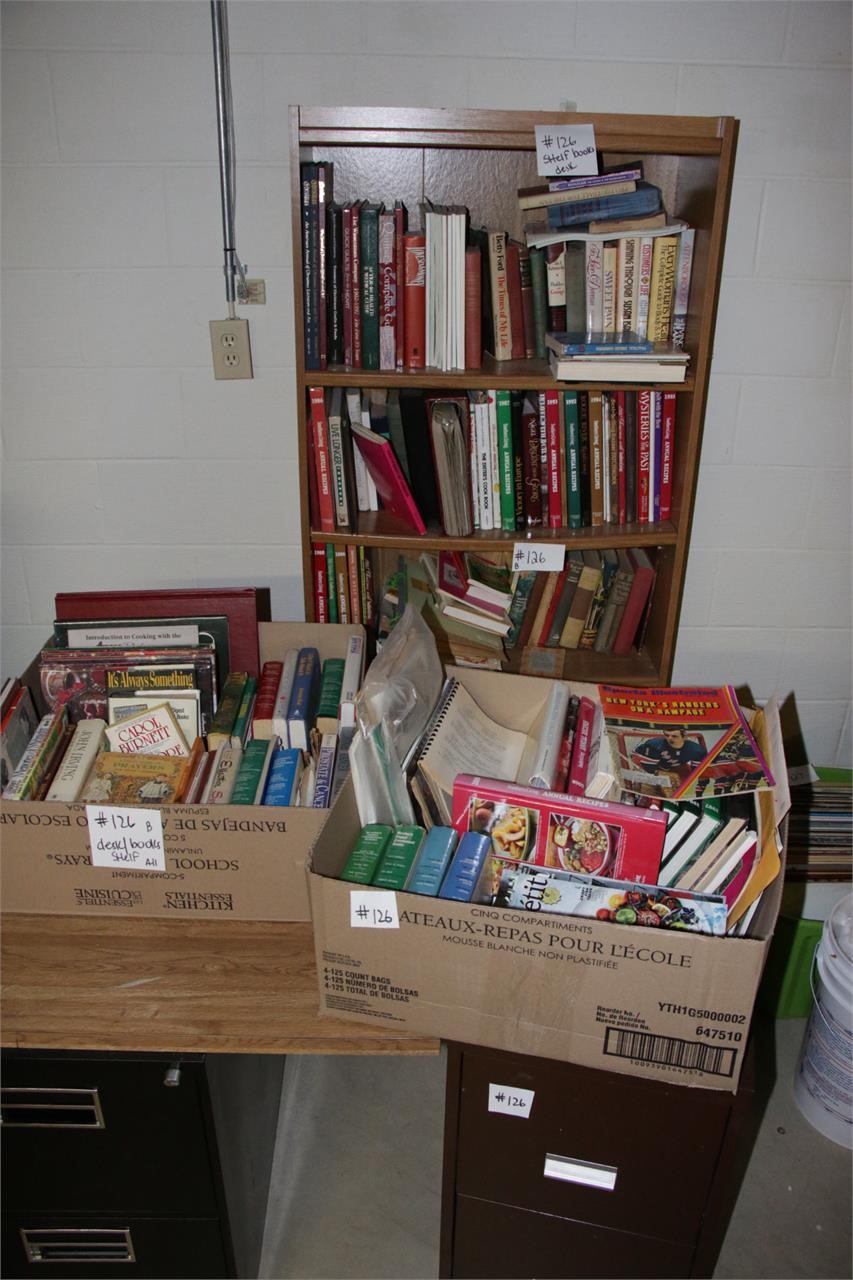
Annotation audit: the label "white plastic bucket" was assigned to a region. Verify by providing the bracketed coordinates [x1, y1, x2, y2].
[794, 892, 853, 1147]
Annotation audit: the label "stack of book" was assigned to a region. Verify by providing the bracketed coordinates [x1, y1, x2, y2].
[785, 766, 852, 881]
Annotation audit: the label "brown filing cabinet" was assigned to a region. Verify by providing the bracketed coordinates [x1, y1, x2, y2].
[440, 1041, 760, 1279]
[1, 1049, 284, 1279]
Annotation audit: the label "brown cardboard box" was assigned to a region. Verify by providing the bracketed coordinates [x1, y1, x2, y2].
[307, 669, 789, 1090]
[1, 623, 363, 922]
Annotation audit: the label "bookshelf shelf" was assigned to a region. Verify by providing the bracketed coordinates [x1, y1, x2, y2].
[290, 106, 737, 685]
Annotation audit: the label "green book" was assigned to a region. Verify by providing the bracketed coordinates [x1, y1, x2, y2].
[528, 246, 548, 359]
[359, 202, 382, 371]
[371, 825, 426, 890]
[341, 823, 393, 884]
[207, 671, 248, 750]
[505, 571, 538, 649]
[563, 390, 582, 530]
[494, 389, 516, 532]
[230, 674, 257, 748]
[316, 657, 346, 733]
[230, 737, 276, 805]
[325, 544, 339, 623]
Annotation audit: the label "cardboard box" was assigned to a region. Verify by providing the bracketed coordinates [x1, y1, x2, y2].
[307, 668, 789, 1091]
[1, 623, 363, 922]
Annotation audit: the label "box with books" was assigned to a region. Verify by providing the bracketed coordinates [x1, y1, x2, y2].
[306, 666, 789, 1091]
[1, 621, 364, 923]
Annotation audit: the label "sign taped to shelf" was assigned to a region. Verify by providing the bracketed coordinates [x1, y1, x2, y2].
[512, 542, 565, 573]
[534, 123, 597, 178]
[87, 806, 166, 872]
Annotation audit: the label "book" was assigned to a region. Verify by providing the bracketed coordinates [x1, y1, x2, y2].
[402, 231, 426, 368]
[2, 701, 70, 801]
[487, 229, 512, 360]
[54, 586, 263, 680]
[610, 547, 656, 655]
[252, 660, 284, 739]
[181, 741, 217, 805]
[545, 331, 655, 356]
[674, 816, 749, 891]
[316, 658, 345, 735]
[312, 732, 338, 808]
[326, 200, 344, 364]
[261, 745, 305, 806]
[338, 633, 365, 729]
[544, 182, 662, 229]
[372, 824, 426, 890]
[79, 749, 189, 806]
[646, 234, 679, 343]
[546, 554, 583, 647]
[516, 683, 571, 790]
[464, 245, 483, 369]
[207, 672, 249, 750]
[359, 201, 382, 370]
[230, 736, 278, 804]
[41, 716, 106, 802]
[406, 825, 460, 895]
[659, 390, 676, 520]
[378, 207, 397, 371]
[229, 674, 257, 748]
[104, 701, 189, 758]
[348, 414, 426, 535]
[547, 350, 689, 383]
[202, 743, 242, 803]
[656, 808, 725, 888]
[326, 386, 352, 529]
[598, 685, 776, 802]
[107, 690, 201, 751]
[517, 174, 639, 211]
[671, 226, 695, 350]
[428, 398, 474, 537]
[452, 773, 667, 884]
[560, 549, 602, 650]
[286, 647, 321, 751]
[0, 685, 40, 792]
[566, 695, 598, 797]
[300, 161, 320, 369]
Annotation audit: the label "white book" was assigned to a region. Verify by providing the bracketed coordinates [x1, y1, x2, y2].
[271, 648, 300, 744]
[634, 235, 654, 339]
[657, 812, 723, 888]
[475, 397, 493, 530]
[584, 240, 604, 333]
[338, 634, 366, 729]
[45, 718, 106, 802]
[661, 807, 700, 861]
[204, 743, 242, 804]
[326, 386, 349, 527]
[516, 683, 570, 791]
[692, 829, 757, 896]
[675, 817, 748, 892]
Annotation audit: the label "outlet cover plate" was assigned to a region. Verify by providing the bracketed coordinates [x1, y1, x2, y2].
[209, 318, 253, 380]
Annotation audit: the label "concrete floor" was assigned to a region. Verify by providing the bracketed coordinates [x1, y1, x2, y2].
[259, 1017, 852, 1280]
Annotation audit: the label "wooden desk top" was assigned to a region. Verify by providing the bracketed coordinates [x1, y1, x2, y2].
[0, 914, 439, 1057]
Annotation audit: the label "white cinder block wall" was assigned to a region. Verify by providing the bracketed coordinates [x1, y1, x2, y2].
[1, 0, 850, 767]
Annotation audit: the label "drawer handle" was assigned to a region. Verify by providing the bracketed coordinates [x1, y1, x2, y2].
[21, 1228, 135, 1263]
[1, 1087, 105, 1129]
[543, 1153, 618, 1191]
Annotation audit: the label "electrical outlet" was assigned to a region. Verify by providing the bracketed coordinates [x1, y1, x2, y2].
[209, 318, 253, 380]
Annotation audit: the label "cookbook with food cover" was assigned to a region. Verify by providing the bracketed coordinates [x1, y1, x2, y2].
[597, 685, 775, 802]
[451, 773, 667, 885]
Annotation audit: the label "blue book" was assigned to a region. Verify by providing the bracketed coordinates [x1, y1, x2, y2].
[262, 746, 304, 806]
[312, 732, 338, 809]
[286, 647, 321, 750]
[546, 331, 654, 356]
[406, 826, 459, 896]
[546, 181, 661, 229]
[438, 832, 492, 902]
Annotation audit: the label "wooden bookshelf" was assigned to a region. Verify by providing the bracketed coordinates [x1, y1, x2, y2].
[290, 106, 738, 685]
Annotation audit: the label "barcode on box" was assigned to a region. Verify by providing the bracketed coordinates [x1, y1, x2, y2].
[603, 1027, 736, 1078]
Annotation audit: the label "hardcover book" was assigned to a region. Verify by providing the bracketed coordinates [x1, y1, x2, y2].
[79, 749, 189, 806]
[262, 745, 306, 806]
[104, 701, 189, 758]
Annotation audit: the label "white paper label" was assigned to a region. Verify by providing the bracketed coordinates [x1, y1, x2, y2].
[86, 806, 166, 871]
[512, 542, 565, 573]
[350, 890, 400, 929]
[535, 123, 597, 178]
[488, 1083, 535, 1119]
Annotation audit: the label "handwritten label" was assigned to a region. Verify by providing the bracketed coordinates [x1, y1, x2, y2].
[512, 542, 565, 573]
[86, 806, 166, 871]
[350, 890, 400, 929]
[535, 123, 597, 178]
[488, 1082, 535, 1119]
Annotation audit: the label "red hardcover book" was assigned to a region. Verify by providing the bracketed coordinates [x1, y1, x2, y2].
[537, 565, 570, 647]
[636, 389, 652, 523]
[518, 242, 536, 359]
[615, 390, 627, 525]
[394, 202, 407, 370]
[611, 547, 656, 656]
[346, 544, 362, 624]
[588, 391, 605, 527]
[659, 390, 676, 520]
[348, 421, 427, 535]
[378, 210, 396, 372]
[312, 544, 329, 624]
[567, 695, 598, 796]
[544, 388, 563, 529]
[341, 203, 354, 367]
[334, 546, 350, 624]
[506, 240, 526, 361]
[464, 246, 483, 370]
[252, 660, 284, 736]
[349, 199, 364, 368]
[403, 232, 426, 368]
[54, 588, 264, 678]
[308, 387, 336, 534]
[521, 396, 543, 527]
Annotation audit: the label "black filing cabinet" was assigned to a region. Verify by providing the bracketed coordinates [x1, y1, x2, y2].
[1, 1050, 284, 1278]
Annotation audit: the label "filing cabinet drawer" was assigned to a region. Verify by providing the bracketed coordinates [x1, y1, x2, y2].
[449, 1194, 694, 1279]
[1, 1213, 229, 1279]
[1, 1055, 218, 1216]
[454, 1046, 730, 1245]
